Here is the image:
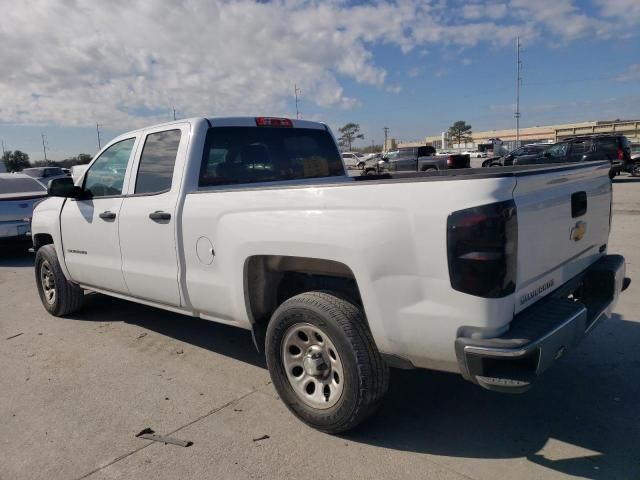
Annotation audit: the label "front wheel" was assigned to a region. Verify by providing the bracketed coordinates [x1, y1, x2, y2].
[265, 291, 389, 433]
[35, 244, 84, 316]
[631, 162, 640, 177]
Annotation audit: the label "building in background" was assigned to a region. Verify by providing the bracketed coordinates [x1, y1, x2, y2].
[396, 119, 640, 151]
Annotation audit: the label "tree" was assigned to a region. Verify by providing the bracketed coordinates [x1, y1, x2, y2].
[2, 150, 31, 172]
[447, 121, 473, 146]
[337, 123, 364, 151]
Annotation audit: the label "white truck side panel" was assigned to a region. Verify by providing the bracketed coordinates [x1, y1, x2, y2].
[181, 176, 517, 371]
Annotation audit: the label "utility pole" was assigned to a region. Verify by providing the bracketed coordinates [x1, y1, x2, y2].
[1, 140, 6, 156]
[294, 84, 301, 120]
[173, 107, 177, 121]
[41, 133, 48, 162]
[515, 36, 521, 147]
[383, 126, 389, 152]
[96, 123, 102, 150]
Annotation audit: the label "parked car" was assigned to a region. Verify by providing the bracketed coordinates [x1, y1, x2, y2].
[0, 173, 48, 243]
[22, 167, 70, 185]
[70, 164, 89, 182]
[32, 116, 628, 433]
[463, 150, 485, 158]
[483, 144, 551, 167]
[341, 152, 366, 169]
[366, 146, 470, 174]
[483, 135, 633, 178]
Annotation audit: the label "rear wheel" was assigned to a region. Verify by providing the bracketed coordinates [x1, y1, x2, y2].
[265, 291, 388, 433]
[35, 244, 84, 316]
[631, 162, 640, 177]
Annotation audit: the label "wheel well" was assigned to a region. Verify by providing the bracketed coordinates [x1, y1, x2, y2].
[244, 255, 363, 351]
[33, 233, 54, 251]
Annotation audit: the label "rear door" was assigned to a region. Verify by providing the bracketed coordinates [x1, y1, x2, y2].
[118, 125, 189, 306]
[512, 162, 611, 313]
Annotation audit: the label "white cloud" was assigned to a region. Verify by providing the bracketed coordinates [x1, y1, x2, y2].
[385, 84, 403, 94]
[615, 64, 640, 82]
[0, 0, 637, 128]
[462, 58, 473, 65]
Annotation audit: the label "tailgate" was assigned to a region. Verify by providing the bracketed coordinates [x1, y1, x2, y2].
[513, 162, 611, 313]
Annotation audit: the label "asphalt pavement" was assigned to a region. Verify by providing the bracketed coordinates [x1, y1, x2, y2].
[1, 176, 639, 480]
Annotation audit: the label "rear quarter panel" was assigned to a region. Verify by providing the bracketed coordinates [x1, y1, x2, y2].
[181, 175, 517, 370]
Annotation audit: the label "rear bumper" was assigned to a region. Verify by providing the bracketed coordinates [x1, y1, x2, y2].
[455, 254, 629, 393]
[0, 220, 31, 240]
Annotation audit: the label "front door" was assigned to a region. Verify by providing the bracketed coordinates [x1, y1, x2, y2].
[60, 137, 137, 293]
[118, 126, 187, 306]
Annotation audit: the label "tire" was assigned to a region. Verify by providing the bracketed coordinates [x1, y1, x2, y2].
[422, 167, 437, 173]
[364, 168, 377, 176]
[632, 162, 640, 177]
[265, 291, 389, 433]
[35, 244, 84, 316]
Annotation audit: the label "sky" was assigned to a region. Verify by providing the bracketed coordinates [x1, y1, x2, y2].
[0, 0, 638, 161]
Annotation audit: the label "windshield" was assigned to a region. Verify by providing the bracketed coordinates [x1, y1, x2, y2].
[0, 176, 46, 194]
[546, 143, 568, 158]
[21, 169, 44, 178]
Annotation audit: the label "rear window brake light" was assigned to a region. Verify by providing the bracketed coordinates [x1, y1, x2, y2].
[255, 117, 293, 127]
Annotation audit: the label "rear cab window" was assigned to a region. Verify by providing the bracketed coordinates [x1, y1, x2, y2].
[199, 127, 344, 187]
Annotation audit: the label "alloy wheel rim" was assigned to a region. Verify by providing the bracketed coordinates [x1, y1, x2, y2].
[40, 261, 56, 305]
[282, 323, 344, 409]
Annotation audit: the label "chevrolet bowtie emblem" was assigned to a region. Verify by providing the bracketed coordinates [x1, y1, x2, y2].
[570, 220, 587, 242]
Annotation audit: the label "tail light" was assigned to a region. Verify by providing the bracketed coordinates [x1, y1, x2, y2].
[255, 117, 293, 127]
[447, 200, 517, 298]
[447, 155, 454, 167]
[617, 148, 624, 160]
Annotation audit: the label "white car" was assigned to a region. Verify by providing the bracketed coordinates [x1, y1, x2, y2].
[463, 150, 486, 158]
[0, 173, 47, 241]
[341, 152, 365, 169]
[31, 116, 628, 433]
[21, 167, 70, 186]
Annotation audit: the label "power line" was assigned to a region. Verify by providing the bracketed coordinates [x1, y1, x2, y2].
[41, 133, 48, 162]
[515, 36, 521, 146]
[96, 123, 102, 150]
[294, 84, 301, 120]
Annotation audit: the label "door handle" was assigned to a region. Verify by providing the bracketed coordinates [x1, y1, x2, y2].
[99, 211, 116, 220]
[149, 211, 171, 221]
[571, 191, 587, 218]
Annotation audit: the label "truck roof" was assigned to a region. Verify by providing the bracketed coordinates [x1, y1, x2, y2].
[120, 117, 328, 136]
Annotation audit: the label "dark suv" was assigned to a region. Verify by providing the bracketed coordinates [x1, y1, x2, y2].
[495, 135, 632, 178]
[548, 135, 634, 178]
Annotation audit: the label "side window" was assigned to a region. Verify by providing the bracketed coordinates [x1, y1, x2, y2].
[547, 143, 568, 159]
[84, 138, 136, 197]
[134, 129, 181, 194]
[569, 141, 590, 156]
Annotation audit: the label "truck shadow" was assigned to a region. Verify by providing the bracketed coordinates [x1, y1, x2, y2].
[613, 177, 640, 183]
[0, 245, 34, 268]
[72, 292, 266, 369]
[69, 294, 639, 479]
[346, 313, 640, 480]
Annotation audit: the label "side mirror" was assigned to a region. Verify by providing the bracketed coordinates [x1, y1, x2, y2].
[47, 177, 82, 198]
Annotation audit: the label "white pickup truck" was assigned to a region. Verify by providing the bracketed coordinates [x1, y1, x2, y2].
[32, 117, 629, 433]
